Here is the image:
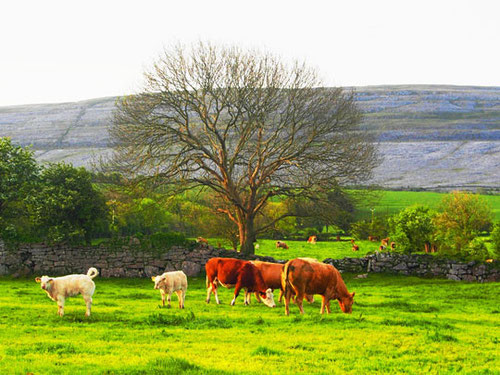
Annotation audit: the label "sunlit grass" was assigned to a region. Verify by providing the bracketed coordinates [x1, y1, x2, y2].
[0, 275, 498, 374]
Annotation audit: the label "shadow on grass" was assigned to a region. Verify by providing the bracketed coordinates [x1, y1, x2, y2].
[108, 357, 234, 375]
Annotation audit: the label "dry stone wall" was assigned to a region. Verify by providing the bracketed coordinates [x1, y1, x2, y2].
[0, 240, 498, 282]
[0, 240, 278, 278]
[324, 252, 499, 282]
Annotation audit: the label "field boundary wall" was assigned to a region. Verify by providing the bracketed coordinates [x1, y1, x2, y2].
[0, 240, 497, 281]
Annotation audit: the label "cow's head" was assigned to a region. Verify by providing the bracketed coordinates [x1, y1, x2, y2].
[35, 276, 53, 291]
[338, 292, 355, 313]
[258, 288, 276, 308]
[151, 275, 167, 290]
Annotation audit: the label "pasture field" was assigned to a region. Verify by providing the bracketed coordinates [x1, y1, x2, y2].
[0, 275, 498, 374]
[253, 239, 375, 261]
[354, 190, 500, 221]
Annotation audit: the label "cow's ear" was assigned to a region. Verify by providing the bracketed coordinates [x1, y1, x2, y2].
[151, 276, 156, 282]
[351, 292, 355, 298]
[259, 291, 266, 297]
[47, 278, 54, 283]
[35, 277, 41, 283]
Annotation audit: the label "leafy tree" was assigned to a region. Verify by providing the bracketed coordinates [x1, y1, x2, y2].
[30, 163, 109, 245]
[490, 222, 500, 259]
[433, 191, 493, 259]
[388, 205, 435, 253]
[0, 137, 39, 242]
[109, 42, 378, 254]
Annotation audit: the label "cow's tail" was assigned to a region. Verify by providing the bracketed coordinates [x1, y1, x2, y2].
[87, 267, 99, 279]
[282, 261, 294, 299]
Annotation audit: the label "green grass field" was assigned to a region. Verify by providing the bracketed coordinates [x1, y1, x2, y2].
[354, 190, 500, 222]
[1, 275, 498, 374]
[253, 239, 375, 261]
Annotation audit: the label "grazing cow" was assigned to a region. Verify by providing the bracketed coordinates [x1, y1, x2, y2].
[368, 235, 379, 242]
[152, 271, 187, 309]
[307, 235, 317, 244]
[276, 241, 289, 249]
[196, 237, 209, 246]
[205, 258, 276, 308]
[390, 242, 396, 250]
[381, 237, 390, 247]
[35, 267, 99, 317]
[282, 258, 355, 316]
[351, 239, 359, 251]
[249, 261, 314, 304]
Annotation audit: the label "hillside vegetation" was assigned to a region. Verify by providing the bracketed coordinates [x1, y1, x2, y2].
[0, 85, 499, 190]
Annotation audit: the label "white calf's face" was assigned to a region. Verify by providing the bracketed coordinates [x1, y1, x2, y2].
[260, 288, 276, 308]
[35, 276, 53, 291]
[152, 275, 167, 289]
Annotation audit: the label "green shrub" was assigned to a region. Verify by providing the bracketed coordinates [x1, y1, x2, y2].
[464, 238, 490, 261]
[491, 222, 500, 259]
[149, 231, 187, 249]
[389, 205, 435, 253]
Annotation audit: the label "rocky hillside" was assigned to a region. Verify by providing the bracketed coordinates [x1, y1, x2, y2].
[1, 85, 499, 191]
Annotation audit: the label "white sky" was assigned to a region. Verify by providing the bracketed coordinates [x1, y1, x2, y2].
[1, 0, 499, 106]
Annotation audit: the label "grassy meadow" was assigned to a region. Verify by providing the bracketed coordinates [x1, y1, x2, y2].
[0, 274, 499, 374]
[354, 190, 500, 222]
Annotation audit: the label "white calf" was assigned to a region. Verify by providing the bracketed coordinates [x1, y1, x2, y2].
[35, 267, 99, 317]
[152, 271, 187, 309]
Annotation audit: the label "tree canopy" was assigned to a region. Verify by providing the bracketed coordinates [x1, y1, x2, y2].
[110, 42, 378, 253]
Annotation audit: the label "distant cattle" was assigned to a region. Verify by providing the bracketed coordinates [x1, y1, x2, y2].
[152, 271, 187, 309]
[351, 239, 359, 251]
[424, 242, 438, 253]
[381, 237, 390, 247]
[276, 241, 289, 249]
[307, 236, 317, 244]
[35, 267, 99, 317]
[368, 235, 379, 242]
[249, 261, 313, 304]
[205, 258, 276, 308]
[196, 237, 209, 246]
[282, 258, 355, 315]
[390, 242, 396, 250]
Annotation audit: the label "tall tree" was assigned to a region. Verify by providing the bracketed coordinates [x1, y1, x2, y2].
[110, 42, 378, 254]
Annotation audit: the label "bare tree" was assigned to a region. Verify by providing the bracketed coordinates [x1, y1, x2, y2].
[109, 42, 378, 254]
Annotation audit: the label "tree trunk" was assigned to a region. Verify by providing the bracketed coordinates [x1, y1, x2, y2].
[239, 216, 256, 255]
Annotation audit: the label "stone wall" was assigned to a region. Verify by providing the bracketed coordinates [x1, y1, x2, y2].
[0, 239, 498, 282]
[325, 252, 499, 282]
[0, 240, 278, 278]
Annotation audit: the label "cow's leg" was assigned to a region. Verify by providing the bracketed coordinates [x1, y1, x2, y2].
[295, 291, 305, 314]
[254, 291, 262, 303]
[175, 290, 184, 309]
[83, 294, 92, 317]
[278, 289, 284, 303]
[320, 295, 327, 315]
[57, 297, 65, 317]
[231, 285, 242, 306]
[206, 283, 212, 303]
[161, 290, 166, 307]
[326, 300, 331, 314]
[214, 284, 221, 304]
[167, 293, 171, 307]
[244, 290, 251, 305]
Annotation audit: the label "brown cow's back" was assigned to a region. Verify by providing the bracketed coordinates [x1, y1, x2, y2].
[251, 261, 283, 290]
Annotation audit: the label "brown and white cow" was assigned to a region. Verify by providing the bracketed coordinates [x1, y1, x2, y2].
[307, 235, 317, 244]
[205, 258, 276, 308]
[282, 258, 355, 316]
